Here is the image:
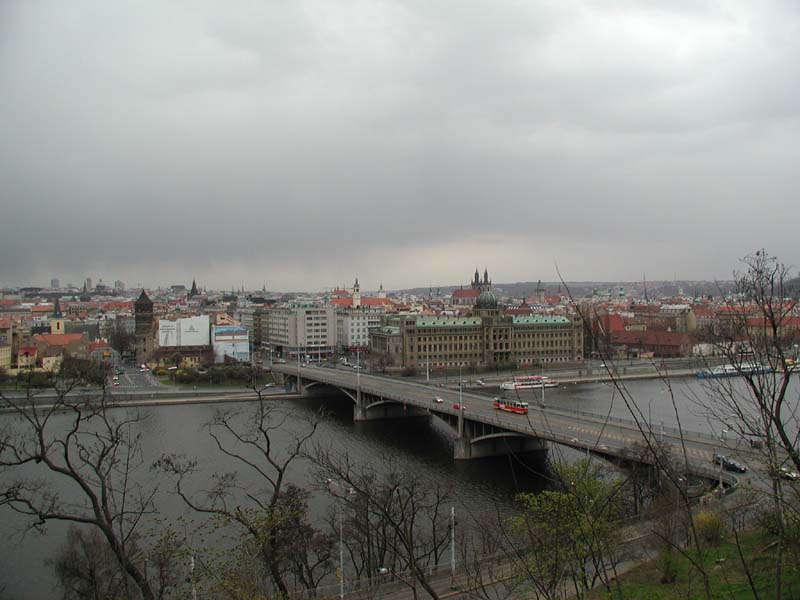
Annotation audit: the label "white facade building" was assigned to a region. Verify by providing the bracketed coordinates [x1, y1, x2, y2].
[157, 315, 210, 347]
[211, 325, 250, 363]
[336, 310, 383, 352]
[265, 304, 336, 360]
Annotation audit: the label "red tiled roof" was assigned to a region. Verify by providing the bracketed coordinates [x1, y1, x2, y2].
[19, 346, 37, 354]
[613, 330, 691, 347]
[33, 333, 86, 346]
[89, 340, 109, 352]
[452, 289, 480, 298]
[331, 297, 394, 307]
[746, 316, 800, 327]
[31, 304, 55, 313]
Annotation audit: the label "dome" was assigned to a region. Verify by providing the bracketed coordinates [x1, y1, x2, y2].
[476, 289, 498, 309]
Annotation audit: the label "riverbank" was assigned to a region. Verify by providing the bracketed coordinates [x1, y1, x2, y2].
[0, 390, 301, 413]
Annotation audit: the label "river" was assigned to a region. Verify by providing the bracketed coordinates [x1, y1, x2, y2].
[1, 373, 797, 598]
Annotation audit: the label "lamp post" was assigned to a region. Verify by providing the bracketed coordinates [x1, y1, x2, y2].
[326, 479, 355, 599]
[541, 361, 545, 408]
[459, 365, 462, 404]
[450, 505, 456, 587]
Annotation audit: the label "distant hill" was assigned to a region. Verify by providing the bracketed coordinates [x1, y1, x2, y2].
[396, 280, 736, 301]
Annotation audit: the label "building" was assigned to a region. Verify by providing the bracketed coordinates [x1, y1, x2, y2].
[50, 278, 60, 289]
[337, 310, 383, 352]
[632, 303, 697, 333]
[32, 332, 90, 368]
[157, 315, 210, 347]
[450, 268, 491, 306]
[155, 315, 212, 367]
[134, 290, 155, 365]
[0, 343, 11, 370]
[212, 325, 250, 363]
[370, 286, 583, 370]
[89, 341, 121, 365]
[265, 304, 336, 360]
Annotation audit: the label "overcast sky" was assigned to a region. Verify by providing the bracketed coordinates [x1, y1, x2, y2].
[1, 1, 798, 292]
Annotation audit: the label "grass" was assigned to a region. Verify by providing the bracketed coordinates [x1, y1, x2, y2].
[591, 531, 800, 599]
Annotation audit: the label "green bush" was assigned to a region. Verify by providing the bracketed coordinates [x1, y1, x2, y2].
[658, 548, 677, 584]
[175, 368, 199, 384]
[694, 511, 725, 545]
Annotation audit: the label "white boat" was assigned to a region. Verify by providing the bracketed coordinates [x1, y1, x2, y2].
[500, 375, 560, 391]
[696, 363, 773, 379]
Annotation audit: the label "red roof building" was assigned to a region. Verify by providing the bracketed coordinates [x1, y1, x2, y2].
[612, 330, 693, 358]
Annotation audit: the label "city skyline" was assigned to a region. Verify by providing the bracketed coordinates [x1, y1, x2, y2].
[2, 2, 799, 290]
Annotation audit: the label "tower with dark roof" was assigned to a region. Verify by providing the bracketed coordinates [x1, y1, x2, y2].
[189, 279, 199, 298]
[50, 297, 66, 334]
[134, 290, 155, 365]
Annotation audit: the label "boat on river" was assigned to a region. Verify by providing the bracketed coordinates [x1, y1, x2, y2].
[695, 363, 773, 379]
[500, 375, 559, 390]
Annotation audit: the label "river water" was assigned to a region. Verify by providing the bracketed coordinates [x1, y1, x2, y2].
[2, 373, 798, 598]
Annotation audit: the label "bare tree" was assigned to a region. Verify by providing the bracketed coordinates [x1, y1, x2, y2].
[0, 364, 159, 600]
[694, 250, 800, 598]
[155, 397, 325, 598]
[313, 448, 454, 600]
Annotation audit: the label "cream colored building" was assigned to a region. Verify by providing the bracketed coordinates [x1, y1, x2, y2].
[370, 290, 583, 369]
[265, 304, 336, 360]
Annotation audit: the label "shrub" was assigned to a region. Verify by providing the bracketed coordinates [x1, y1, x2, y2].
[401, 366, 417, 377]
[694, 511, 725, 545]
[175, 368, 199, 384]
[658, 548, 677, 584]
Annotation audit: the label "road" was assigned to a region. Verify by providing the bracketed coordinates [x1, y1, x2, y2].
[274, 363, 748, 486]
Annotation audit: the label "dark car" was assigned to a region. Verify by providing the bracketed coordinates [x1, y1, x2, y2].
[713, 453, 747, 473]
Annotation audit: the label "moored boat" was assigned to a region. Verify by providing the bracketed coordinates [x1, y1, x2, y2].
[500, 375, 560, 390]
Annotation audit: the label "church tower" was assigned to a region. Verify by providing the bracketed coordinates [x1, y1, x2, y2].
[189, 279, 199, 298]
[352, 277, 361, 308]
[50, 297, 65, 334]
[134, 290, 155, 365]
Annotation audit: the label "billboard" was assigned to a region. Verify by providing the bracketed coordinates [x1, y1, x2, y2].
[179, 316, 210, 347]
[158, 320, 178, 347]
[158, 315, 210, 347]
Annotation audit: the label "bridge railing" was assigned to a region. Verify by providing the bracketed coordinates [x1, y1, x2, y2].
[543, 406, 721, 442]
[288, 365, 725, 446]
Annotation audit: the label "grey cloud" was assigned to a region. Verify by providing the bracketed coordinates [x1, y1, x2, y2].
[2, 1, 799, 290]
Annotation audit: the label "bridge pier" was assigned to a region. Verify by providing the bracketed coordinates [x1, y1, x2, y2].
[353, 391, 429, 422]
[452, 417, 548, 460]
[454, 433, 548, 460]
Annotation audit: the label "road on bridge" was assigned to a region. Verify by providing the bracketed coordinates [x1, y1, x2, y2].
[273, 364, 750, 481]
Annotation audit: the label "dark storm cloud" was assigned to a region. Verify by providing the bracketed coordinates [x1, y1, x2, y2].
[2, 1, 799, 290]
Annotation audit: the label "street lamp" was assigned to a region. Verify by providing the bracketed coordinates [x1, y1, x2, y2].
[326, 479, 355, 599]
[541, 361, 546, 408]
[450, 505, 456, 587]
[356, 349, 361, 391]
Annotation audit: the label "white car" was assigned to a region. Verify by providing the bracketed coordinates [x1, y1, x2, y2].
[433, 396, 444, 403]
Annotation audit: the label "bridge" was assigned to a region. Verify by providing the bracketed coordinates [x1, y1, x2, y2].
[271, 364, 740, 483]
